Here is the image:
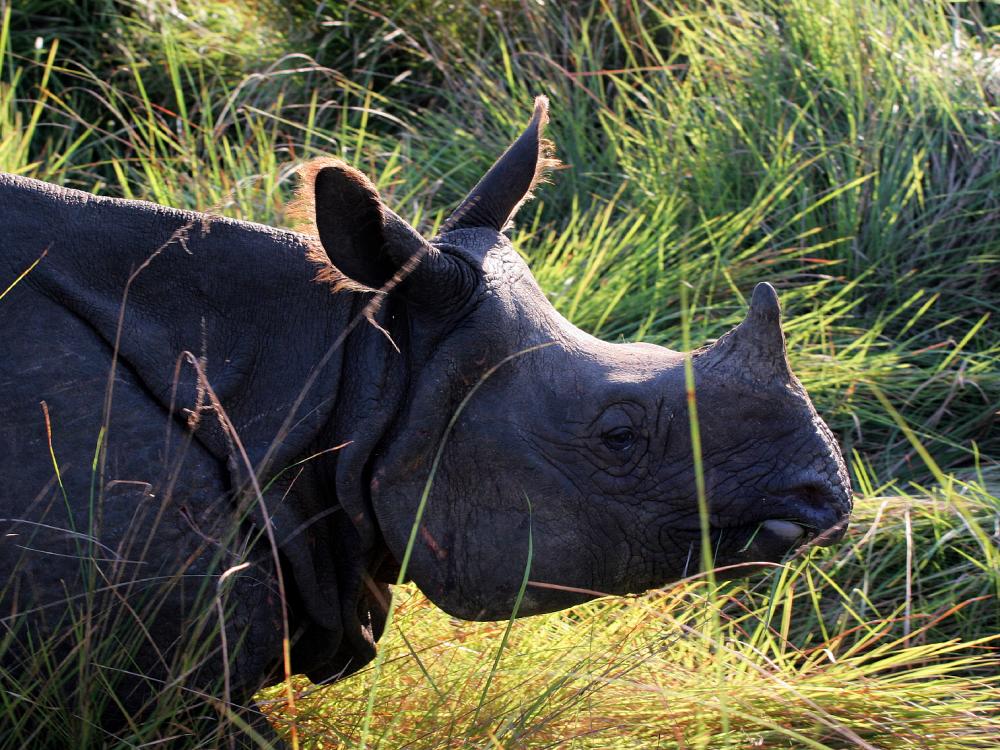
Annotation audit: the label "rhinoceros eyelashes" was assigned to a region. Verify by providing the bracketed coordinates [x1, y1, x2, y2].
[442, 95, 559, 233]
[591, 403, 645, 468]
[602, 426, 637, 452]
[696, 282, 795, 385]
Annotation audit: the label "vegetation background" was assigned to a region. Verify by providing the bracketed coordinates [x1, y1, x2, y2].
[1, 0, 998, 747]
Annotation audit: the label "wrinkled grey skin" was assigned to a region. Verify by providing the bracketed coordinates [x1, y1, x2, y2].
[0, 97, 850, 743]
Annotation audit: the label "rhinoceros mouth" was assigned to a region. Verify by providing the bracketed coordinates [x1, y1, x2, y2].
[716, 511, 849, 566]
[698, 488, 850, 568]
[759, 519, 808, 544]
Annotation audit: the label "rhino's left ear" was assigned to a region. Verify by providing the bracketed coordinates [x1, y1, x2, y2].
[302, 159, 465, 306]
[443, 95, 559, 232]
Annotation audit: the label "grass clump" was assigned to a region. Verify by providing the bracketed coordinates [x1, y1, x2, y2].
[1, 0, 998, 747]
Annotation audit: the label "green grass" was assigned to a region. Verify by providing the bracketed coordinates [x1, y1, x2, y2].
[2, 0, 998, 747]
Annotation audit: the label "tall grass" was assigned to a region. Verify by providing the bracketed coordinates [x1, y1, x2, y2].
[2, 0, 998, 747]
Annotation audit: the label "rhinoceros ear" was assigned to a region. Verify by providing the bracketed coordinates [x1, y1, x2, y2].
[303, 159, 463, 304]
[443, 95, 559, 232]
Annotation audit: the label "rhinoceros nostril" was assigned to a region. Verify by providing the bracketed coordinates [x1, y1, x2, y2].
[787, 482, 829, 508]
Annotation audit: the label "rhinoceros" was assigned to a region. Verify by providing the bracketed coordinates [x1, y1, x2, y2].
[0, 97, 851, 745]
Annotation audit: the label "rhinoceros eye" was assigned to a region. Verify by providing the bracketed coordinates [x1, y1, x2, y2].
[602, 426, 636, 452]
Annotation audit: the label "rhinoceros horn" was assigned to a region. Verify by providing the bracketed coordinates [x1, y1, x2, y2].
[696, 282, 795, 385]
[443, 95, 555, 232]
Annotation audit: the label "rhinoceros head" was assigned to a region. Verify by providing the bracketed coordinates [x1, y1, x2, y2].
[305, 97, 852, 621]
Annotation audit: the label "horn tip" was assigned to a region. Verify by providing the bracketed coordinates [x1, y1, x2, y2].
[750, 282, 781, 320]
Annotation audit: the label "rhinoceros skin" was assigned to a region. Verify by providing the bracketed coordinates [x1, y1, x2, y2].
[0, 97, 851, 744]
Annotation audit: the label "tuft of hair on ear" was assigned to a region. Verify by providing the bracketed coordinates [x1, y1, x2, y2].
[528, 95, 563, 193]
[286, 157, 374, 293]
[505, 95, 563, 230]
[441, 95, 564, 234]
